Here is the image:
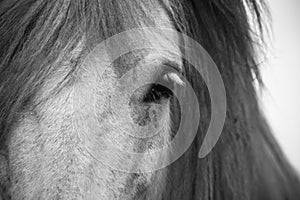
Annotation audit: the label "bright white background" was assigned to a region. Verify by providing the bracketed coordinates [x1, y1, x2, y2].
[261, 0, 300, 172]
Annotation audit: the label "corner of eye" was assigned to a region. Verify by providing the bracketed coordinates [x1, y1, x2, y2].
[163, 72, 185, 86]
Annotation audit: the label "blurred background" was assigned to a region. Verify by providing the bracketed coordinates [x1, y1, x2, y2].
[261, 0, 300, 172]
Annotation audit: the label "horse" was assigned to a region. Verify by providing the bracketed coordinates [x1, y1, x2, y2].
[0, 0, 299, 199]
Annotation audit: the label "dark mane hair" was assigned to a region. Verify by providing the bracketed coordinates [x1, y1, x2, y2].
[0, 0, 299, 199]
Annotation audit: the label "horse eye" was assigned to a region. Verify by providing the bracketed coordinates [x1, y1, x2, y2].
[142, 84, 173, 103]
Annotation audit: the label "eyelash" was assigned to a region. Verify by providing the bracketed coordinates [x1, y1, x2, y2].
[142, 84, 173, 103]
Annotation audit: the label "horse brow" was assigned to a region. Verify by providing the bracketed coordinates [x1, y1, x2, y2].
[140, 53, 183, 74]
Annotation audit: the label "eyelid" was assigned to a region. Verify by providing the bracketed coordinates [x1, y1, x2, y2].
[162, 60, 183, 75]
[163, 72, 185, 86]
[160, 58, 185, 83]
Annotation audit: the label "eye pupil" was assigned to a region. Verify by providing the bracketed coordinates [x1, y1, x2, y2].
[142, 84, 173, 103]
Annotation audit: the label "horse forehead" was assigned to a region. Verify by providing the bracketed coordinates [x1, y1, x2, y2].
[39, 4, 182, 102]
[103, 4, 182, 77]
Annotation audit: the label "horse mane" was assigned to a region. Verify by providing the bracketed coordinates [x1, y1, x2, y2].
[0, 0, 299, 199]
